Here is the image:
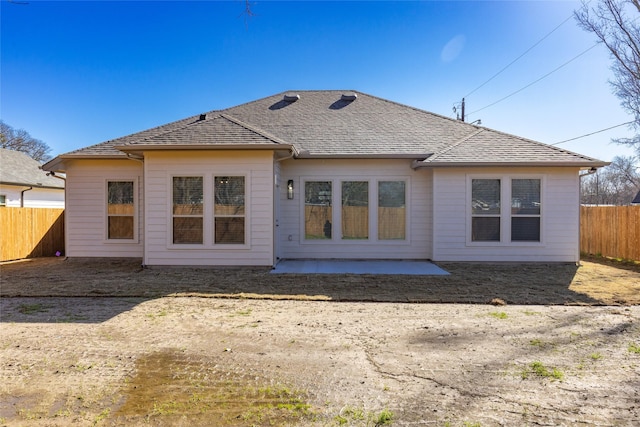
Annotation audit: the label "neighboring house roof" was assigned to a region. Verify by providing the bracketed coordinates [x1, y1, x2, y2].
[0, 148, 64, 189]
[632, 190, 640, 204]
[43, 90, 608, 171]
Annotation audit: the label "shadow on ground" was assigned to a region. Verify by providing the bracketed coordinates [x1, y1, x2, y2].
[1, 257, 627, 324]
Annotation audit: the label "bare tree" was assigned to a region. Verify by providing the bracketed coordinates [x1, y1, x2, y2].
[0, 120, 52, 162]
[575, 0, 640, 156]
[581, 155, 640, 204]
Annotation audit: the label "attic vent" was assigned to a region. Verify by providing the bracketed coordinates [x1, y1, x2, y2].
[283, 93, 300, 102]
[341, 93, 357, 102]
[199, 113, 207, 121]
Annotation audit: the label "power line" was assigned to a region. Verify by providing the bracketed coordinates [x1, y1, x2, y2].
[464, 13, 575, 99]
[467, 43, 599, 117]
[551, 121, 635, 146]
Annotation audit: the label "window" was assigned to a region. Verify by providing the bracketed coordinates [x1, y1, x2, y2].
[107, 181, 134, 239]
[511, 179, 541, 242]
[471, 179, 501, 241]
[305, 181, 332, 239]
[342, 181, 368, 240]
[214, 176, 245, 244]
[0, 195, 6, 207]
[378, 181, 406, 240]
[172, 176, 203, 244]
[470, 177, 542, 244]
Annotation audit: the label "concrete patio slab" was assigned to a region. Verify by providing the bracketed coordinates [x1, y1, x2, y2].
[270, 259, 450, 275]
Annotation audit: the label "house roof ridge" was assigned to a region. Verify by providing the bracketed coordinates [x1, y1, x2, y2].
[425, 128, 486, 162]
[219, 113, 291, 146]
[479, 126, 604, 162]
[120, 114, 219, 145]
[352, 90, 485, 128]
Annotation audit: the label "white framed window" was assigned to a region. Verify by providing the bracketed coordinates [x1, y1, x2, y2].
[341, 181, 369, 240]
[511, 179, 541, 242]
[471, 179, 501, 242]
[302, 177, 409, 243]
[468, 176, 543, 245]
[304, 181, 333, 240]
[172, 176, 204, 244]
[107, 180, 136, 240]
[214, 176, 245, 244]
[378, 181, 406, 240]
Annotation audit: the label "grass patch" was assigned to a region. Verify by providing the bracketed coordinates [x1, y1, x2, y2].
[489, 311, 508, 320]
[18, 303, 48, 314]
[231, 309, 252, 317]
[629, 343, 640, 354]
[334, 406, 393, 426]
[520, 361, 564, 381]
[145, 310, 167, 319]
[113, 350, 315, 426]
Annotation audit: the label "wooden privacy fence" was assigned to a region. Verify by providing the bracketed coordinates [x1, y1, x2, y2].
[0, 208, 65, 262]
[581, 205, 640, 261]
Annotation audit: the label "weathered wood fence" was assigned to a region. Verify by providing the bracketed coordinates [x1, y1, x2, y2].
[0, 208, 65, 262]
[580, 205, 640, 261]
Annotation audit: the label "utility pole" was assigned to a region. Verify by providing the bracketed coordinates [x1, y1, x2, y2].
[453, 98, 466, 122]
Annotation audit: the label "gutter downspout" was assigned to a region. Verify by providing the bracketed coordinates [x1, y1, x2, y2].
[46, 171, 67, 182]
[126, 153, 144, 163]
[125, 153, 145, 267]
[20, 187, 33, 207]
[273, 148, 296, 268]
[45, 171, 68, 258]
[275, 147, 296, 162]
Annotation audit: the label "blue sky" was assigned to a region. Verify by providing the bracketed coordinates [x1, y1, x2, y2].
[1, 0, 637, 162]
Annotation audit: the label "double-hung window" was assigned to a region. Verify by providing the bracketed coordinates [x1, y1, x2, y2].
[378, 181, 406, 240]
[107, 181, 135, 240]
[470, 177, 542, 243]
[342, 181, 369, 240]
[304, 181, 333, 239]
[214, 176, 245, 244]
[511, 179, 541, 242]
[471, 179, 501, 241]
[172, 176, 203, 244]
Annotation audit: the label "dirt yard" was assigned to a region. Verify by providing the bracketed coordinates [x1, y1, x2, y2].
[1, 258, 639, 426]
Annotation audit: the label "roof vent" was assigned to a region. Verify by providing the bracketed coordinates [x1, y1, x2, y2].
[341, 93, 357, 102]
[283, 93, 300, 103]
[199, 113, 207, 121]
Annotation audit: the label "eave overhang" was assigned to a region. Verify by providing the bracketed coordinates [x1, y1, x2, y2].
[0, 181, 64, 190]
[294, 152, 431, 160]
[114, 143, 296, 153]
[411, 160, 611, 169]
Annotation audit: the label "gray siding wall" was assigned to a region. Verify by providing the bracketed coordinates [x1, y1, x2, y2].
[278, 159, 432, 260]
[432, 166, 580, 262]
[143, 151, 274, 266]
[64, 159, 144, 258]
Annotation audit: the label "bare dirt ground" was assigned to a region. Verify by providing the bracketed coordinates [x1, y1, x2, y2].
[1, 257, 639, 426]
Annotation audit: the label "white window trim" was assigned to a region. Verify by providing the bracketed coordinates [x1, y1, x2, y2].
[466, 174, 545, 247]
[300, 176, 410, 245]
[213, 175, 249, 246]
[375, 178, 410, 243]
[167, 173, 251, 250]
[104, 178, 139, 244]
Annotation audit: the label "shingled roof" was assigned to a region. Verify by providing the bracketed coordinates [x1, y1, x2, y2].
[44, 90, 607, 170]
[0, 148, 64, 189]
